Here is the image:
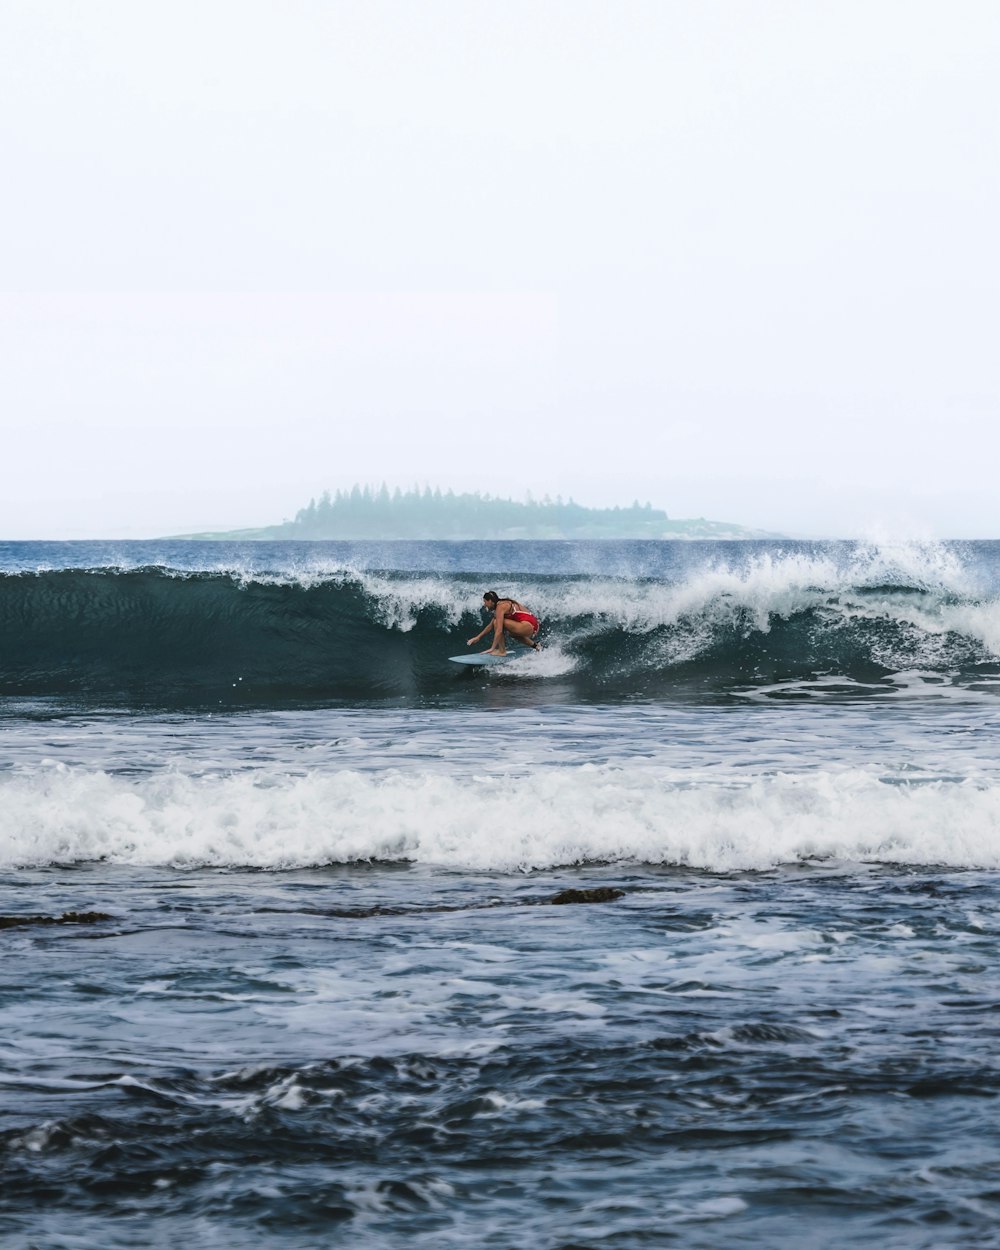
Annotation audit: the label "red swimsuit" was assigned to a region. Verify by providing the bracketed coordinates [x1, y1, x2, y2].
[507, 610, 540, 632]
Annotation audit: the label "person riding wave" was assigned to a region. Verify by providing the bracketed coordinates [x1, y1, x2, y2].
[467, 591, 541, 655]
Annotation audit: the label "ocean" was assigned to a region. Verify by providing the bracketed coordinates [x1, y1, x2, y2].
[2, 538, 999, 1249]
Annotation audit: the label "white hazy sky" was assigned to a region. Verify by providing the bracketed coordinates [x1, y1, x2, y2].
[2, 0, 998, 539]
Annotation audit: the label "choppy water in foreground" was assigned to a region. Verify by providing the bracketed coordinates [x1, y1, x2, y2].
[2, 539, 1000, 1248]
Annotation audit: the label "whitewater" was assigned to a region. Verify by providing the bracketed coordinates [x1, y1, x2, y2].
[3, 538, 1000, 1250]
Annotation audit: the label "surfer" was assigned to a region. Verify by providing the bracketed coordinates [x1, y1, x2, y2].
[467, 591, 541, 655]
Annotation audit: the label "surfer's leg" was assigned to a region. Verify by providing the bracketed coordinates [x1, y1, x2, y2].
[504, 619, 538, 649]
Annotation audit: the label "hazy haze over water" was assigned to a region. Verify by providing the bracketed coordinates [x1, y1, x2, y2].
[1, 1, 998, 537]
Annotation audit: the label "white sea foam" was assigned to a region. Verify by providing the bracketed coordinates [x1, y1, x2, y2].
[2, 762, 999, 872]
[344, 542, 1000, 660]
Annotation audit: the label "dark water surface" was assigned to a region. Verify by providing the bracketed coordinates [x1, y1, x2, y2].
[2, 540, 1000, 1248]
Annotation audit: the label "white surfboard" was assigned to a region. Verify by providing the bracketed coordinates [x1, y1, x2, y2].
[449, 652, 521, 667]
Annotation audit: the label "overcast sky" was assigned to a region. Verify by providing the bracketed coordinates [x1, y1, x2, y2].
[2, 1, 998, 539]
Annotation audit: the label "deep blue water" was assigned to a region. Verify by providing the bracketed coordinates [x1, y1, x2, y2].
[2, 540, 1000, 1248]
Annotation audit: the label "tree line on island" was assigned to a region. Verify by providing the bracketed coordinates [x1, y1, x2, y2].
[291, 486, 668, 539]
[179, 485, 774, 540]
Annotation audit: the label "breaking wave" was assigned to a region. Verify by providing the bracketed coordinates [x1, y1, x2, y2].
[3, 762, 1000, 871]
[1, 541, 999, 705]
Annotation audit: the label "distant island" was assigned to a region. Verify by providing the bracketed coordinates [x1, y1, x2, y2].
[176, 486, 780, 541]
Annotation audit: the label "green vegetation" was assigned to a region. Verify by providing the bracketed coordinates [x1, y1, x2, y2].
[179, 486, 776, 540]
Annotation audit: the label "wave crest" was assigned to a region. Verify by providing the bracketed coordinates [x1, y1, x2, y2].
[1, 543, 998, 705]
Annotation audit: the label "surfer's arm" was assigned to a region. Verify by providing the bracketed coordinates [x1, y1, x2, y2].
[467, 620, 492, 646]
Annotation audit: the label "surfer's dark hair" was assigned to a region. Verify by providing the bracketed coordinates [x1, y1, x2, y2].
[483, 590, 499, 605]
